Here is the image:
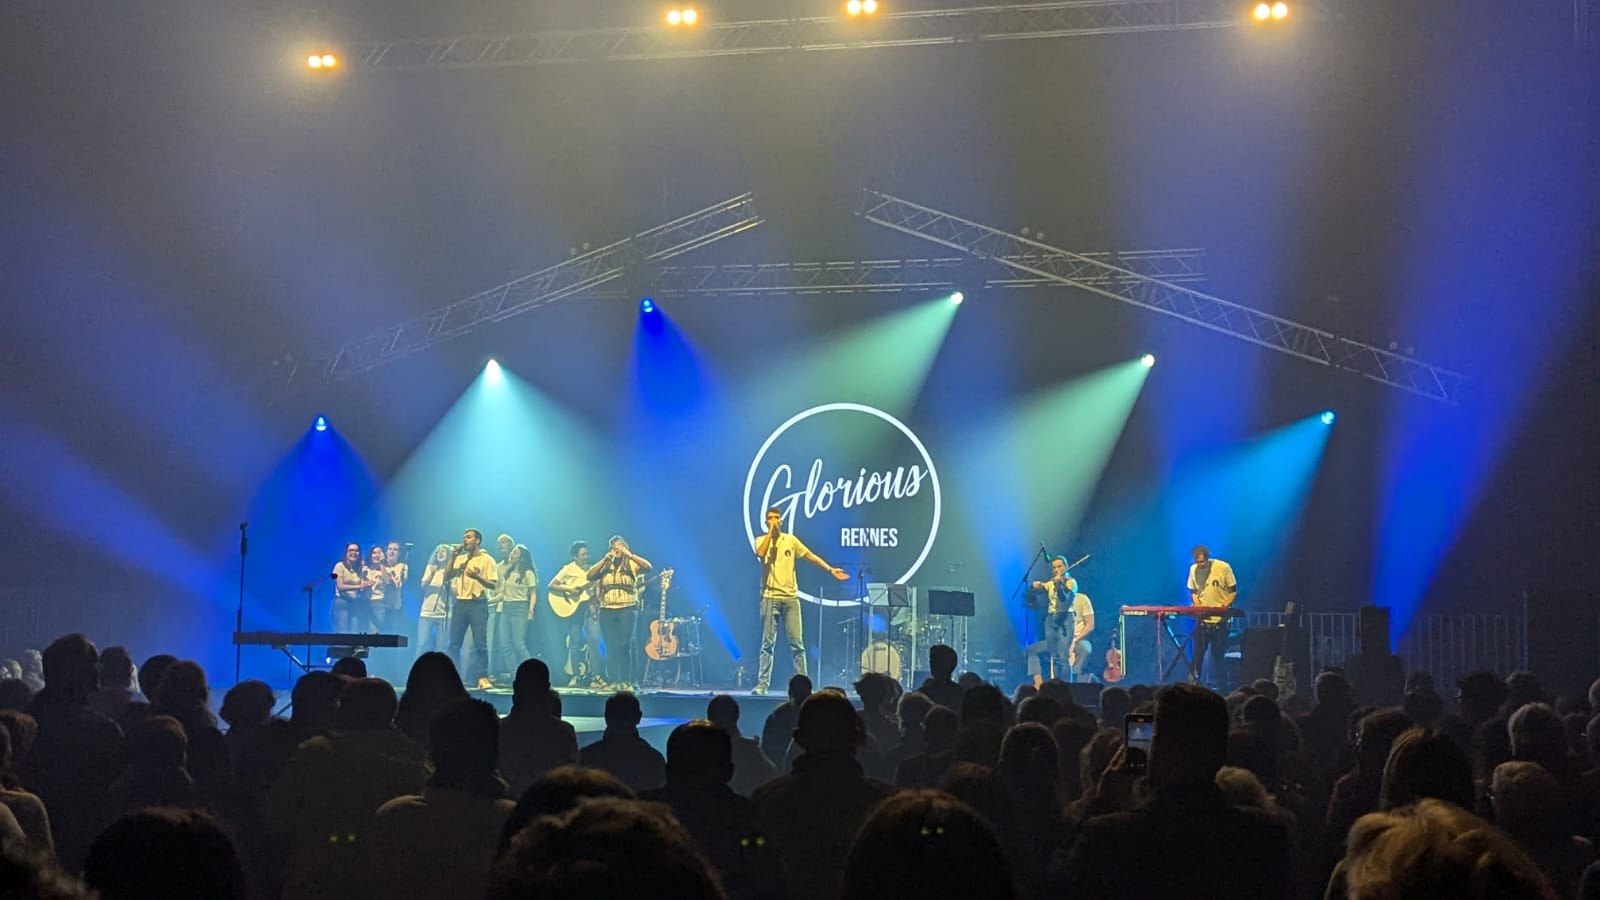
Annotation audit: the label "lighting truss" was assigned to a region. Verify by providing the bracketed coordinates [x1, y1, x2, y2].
[249, 193, 761, 406]
[634, 249, 1205, 297]
[859, 189, 1467, 403]
[330, 0, 1334, 72]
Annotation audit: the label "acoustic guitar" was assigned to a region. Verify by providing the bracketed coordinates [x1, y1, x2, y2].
[644, 569, 678, 661]
[546, 572, 590, 619]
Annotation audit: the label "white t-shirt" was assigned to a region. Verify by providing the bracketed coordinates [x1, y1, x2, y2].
[758, 533, 816, 600]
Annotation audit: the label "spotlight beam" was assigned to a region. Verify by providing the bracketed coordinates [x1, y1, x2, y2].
[314, 1, 1336, 72]
[250, 193, 763, 407]
[860, 189, 1467, 405]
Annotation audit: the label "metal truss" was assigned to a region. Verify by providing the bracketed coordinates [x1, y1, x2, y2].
[859, 189, 1468, 403]
[636, 249, 1205, 298]
[250, 193, 761, 406]
[333, 1, 1334, 72]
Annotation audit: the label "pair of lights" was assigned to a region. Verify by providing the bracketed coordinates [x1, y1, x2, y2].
[1252, 2, 1290, 21]
[666, 7, 699, 26]
[846, 0, 880, 15]
[306, 53, 339, 70]
[641, 298, 657, 314]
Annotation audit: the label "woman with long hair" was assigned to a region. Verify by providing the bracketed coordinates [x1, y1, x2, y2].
[491, 545, 537, 683]
[366, 545, 390, 633]
[417, 544, 453, 658]
[394, 652, 469, 753]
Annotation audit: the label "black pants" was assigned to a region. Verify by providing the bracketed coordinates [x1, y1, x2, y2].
[448, 599, 490, 682]
[1192, 622, 1230, 685]
[598, 606, 638, 685]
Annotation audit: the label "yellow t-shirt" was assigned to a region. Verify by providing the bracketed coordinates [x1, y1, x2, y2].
[595, 559, 642, 610]
[451, 551, 498, 601]
[758, 533, 815, 600]
[1044, 577, 1079, 615]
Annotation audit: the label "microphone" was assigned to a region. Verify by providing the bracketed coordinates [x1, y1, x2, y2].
[1039, 541, 1053, 561]
[404, 542, 415, 548]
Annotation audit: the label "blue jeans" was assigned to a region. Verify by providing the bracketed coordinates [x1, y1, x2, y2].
[415, 616, 447, 658]
[448, 600, 490, 682]
[1026, 617, 1073, 679]
[491, 602, 531, 679]
[757, 595, 806, 691]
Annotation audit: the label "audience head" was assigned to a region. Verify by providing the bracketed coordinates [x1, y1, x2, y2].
[127, 716, 188, 771]
[1128, 684, 1155, 707]
[1344, 799, 1552, 900]
[997, 722, 1058, 792]
[408, 652, 469, 703]
[1215, 765, 1272, 810]
[794, 691, 864, 756]
[0, 710, 39, 776]
[937, 762, 1019, 846]
[1507, 702, 1568, 771]
[957, 672, 983, 692]
[705, 694, 740, 733]
[665, 720, 735, 789]
[854, 673, 894, 715]
[0, 679, 32, 712]
[895, 691, 933, 734]
[330, 656, 368, 679]
[138, 654, 178, 702]
[497, 765, 636, 858]
[219, 680, 276, 731]
[512, 658, 553, 707]
[1149, 684, 1230, 788]
[0, 833, 92, 899]
[786, 674, 814, 705]
[922, 706, 958, 752]
[155, 660, 211, 716]
[1080, 727, 1125, 795]
[604, 691, 644, 730]
[1380, 727, 1475, 811]
[1354, 707, 1413, 773]
[21, 649, 43, 678]
[1491, 760, 1566, 842]
[929, 644, 958, 680]
[1011, 684, 1037, 707]
[959, 683, 1006, 728]
[40, 634, 99, 701]
[335, 677, 399, 730]
[84, 808, 246, 900]
[1226, 727, 1281, 785]
[98, 646, 137, 690]
[1249, 678, 1280, 702]
[0, 658, 19, 680]
[1588, 677, 1600, 717]
[1504, 671, 1544, 710]
[1015, 695, 1063, 728]
[1099, 687, 1132, 727]
[1457, 671, 1510, 722]
[289, 671, 345, 730]
[1402, 687, 1445, 727]
[841, 790, 1015, 900]
[430, 698, 501, 782]
[490, 798, 723, 900]
[1585, 714, 1600, 767]
[1313, 671, 1353, 709]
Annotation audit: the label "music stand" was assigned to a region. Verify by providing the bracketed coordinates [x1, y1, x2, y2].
[928, 590, 975, 617]
[862, 584, 911, 678]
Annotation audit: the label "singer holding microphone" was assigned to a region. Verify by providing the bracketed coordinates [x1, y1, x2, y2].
[752, 507, 849, 696]
[446, 528, 499, 690]
[585, 535, 652, 690]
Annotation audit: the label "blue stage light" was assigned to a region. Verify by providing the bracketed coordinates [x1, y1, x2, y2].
[485, 359, 503, 384]
[1320, 410, 1336, 425]
[313, 415, 328, 432]
[641, 298, 656, 314]
[1141, 353, 1156, 368]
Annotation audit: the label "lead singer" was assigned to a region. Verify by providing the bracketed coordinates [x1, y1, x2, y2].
[753, 507, 849, 696]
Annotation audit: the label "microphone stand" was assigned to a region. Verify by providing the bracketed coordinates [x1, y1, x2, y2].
[234, 522, 248, 685]
[1010, 543, 1048, 650]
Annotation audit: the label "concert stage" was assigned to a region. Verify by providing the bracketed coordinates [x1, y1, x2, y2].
[470, 686, 787, 752]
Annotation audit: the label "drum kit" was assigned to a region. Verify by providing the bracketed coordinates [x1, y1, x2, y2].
[858, 619, 948, 682]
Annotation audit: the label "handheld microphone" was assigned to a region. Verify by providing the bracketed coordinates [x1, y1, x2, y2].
[1040, 541, 1053, 561]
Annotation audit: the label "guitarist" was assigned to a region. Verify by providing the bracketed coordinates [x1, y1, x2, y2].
[585, 535, 652, 691]
[1186, 545, 1238, 687]
[547, 541, 595, 686]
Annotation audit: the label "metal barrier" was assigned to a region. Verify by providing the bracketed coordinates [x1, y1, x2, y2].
[1245, 611, 1528, 688]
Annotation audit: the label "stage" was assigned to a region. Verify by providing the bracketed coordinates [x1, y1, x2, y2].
[471, 685, 787, 752]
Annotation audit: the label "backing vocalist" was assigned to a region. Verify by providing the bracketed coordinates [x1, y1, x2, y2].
[752, 507, 848, 696]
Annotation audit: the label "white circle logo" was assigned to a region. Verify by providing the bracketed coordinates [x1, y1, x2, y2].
[742, 403, 942, 606]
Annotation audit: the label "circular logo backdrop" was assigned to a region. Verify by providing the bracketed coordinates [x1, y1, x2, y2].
[742, 403, 941, 606]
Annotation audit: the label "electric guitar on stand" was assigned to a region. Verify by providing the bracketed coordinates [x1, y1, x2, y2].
[1272, 600, 1299, 704]
[644, 569, 678, 661]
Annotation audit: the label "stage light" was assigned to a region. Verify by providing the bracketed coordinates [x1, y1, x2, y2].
[1320, 410, 1336, 425]
[485, 359, 503, 384]
[641, 298, 656, 314]
[949, 291, 964, 305]
[1253, 2, 1271, 19]
[307, 53, 339, 70]
[847, 0, 879, 15]
[1272, 2, 1289, 19]
[313, 415, 328, 432]
[1141, 353, 1156, 368]
[666, 7, 698, 26]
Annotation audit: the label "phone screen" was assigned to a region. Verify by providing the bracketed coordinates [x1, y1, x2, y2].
[1125, 714, 1154, 755]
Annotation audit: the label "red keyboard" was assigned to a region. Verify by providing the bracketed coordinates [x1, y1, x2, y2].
[1119, 605, 1243, 618]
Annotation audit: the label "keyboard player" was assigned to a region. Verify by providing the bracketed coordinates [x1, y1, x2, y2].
[1186, 545, 1238, 686]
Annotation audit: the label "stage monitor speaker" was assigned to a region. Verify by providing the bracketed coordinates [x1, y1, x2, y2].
[928, 590, 976, 617]
[1525, 589, 1598, 698]
[1066, 681, 1103, 711]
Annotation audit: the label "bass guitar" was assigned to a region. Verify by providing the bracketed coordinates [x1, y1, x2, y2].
[644, 569, 678, 661]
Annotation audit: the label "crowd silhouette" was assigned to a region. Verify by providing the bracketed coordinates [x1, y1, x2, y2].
[1, 632, 1598, 899]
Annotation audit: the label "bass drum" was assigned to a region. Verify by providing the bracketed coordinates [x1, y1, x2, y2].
[859, 641, 903, 681]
